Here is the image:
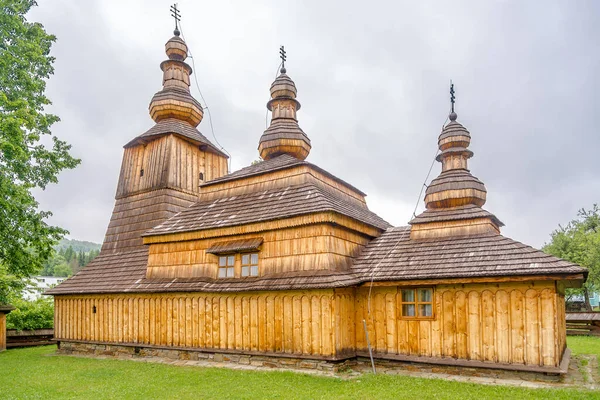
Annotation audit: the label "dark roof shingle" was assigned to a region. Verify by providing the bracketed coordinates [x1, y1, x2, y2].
[352, 227, 586, 282]
[145, 183, 391, 236]
[202, 154, 366, 196]
[125, 118, 227, 157]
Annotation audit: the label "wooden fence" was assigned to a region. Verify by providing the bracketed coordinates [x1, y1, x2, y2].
[6, 329, 54, 348]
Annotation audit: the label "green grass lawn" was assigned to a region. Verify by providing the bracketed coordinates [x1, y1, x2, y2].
[0, 343, 598, 400]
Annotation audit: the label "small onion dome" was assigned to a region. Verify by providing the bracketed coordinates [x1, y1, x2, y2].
[424, 169, 487, 208]
[165, 35, 188, 61]
[424, 116, 487, 209]
[259, 71, 311, 160]
[149, 87, 204, 127]
[148, 34, 203, 127]
[267, 73, 301, 112]
[437, 120, 470, 151]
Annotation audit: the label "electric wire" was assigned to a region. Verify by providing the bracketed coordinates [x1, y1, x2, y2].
[178, 21, 232, 173]
[266, 61, 283, 129]
[366, 111, 451, 318]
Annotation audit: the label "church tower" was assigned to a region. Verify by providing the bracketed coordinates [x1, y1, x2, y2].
[101, 26, 228, 253]
[258, 51, 311, 160]
[410, 86, 503, 239]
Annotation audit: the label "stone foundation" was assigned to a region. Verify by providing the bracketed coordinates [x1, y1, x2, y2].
[56, 341, 565, 383]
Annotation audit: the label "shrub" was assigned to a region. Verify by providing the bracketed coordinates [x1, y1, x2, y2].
[6, 297, 54, 331]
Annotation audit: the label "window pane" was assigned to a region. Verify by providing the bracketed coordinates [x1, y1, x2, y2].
[418, 289, 432, 302]
[401, 289, 415, 302]
[219, 257, 226, 267]
[227, 256, 235, 266]
[241, 266, 249, 277]
[402, 304, 415, 317]
[227, 267, 234, 277]
[218, 268, 226, 278]
[419, 304, 433, 317]
[251, 253, 259, 264]
[250, 265, 258, 276]
[242, 254, 250, 265]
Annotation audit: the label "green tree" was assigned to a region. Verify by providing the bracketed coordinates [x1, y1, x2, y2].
[0, 0, 80, 303]
[543, 204, 600, 309]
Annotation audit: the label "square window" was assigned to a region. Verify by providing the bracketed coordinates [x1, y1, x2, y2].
[241, 253, 259, 278]
[401, 288, 434, 319]
[219, 256, 226, 267]
[227, 256, 234, 266]
[226, 267, 234, 278]
[218, 268, 227, 278]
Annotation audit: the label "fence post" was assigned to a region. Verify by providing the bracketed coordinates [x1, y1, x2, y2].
[0, 305, 15, 352]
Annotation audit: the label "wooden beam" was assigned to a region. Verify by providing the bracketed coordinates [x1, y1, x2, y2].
[362, 274, 586, 287]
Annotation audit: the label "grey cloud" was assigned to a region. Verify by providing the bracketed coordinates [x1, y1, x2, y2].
[29, 0, 599, 248]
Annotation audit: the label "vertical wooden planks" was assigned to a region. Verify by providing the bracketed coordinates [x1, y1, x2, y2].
[495, 290, 510, 363]
[226, 296, 235, 349]
[525, 289, 540, 365]
[510, 290, 525, 364]
[385, 292, 397, 354]
[301, 296, 311, 354]
[481, 290, 495, 362]
[311, 296, 321, 355]
[292, 296, 302, 354]
[540, 289, 556, 366]
[455, 291, 468, 359]
[442, 291, 455, 357]
[250, 296, 259, 352]
[467, 291, 480, 360]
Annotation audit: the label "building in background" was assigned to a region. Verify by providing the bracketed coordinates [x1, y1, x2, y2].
[24, 277, 66, 301]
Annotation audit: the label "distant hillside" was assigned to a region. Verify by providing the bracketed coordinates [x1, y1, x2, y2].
[56, 239, 101, 253]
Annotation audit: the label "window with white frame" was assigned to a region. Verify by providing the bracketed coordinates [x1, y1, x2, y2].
[241, 253, 259, 277]
[218, 255, 235, 278]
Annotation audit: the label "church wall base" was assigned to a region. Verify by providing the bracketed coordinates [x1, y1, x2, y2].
[56, 341, 566, 383]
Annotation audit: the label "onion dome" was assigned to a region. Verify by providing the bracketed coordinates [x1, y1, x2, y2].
[423, 113, 487, 209]
[148, 32, 203, 127]
[258, 67, 311, 160]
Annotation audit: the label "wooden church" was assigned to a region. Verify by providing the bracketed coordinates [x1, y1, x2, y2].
[48, 22, 586, 374]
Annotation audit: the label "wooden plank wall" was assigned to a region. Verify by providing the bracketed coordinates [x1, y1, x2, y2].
[147, 224, 371, 279]
[0, 313, 6, 351]
[167, 136, 227, 193]
[55, 290, 352, 358]
[116, 135, 227, 199]
[355, 281, 562, 367]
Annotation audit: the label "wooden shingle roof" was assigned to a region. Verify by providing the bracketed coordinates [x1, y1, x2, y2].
[203, 154, 366, 196]
[144, 182, 391, 237]
[124, 118, 227, 157]
[351, 226, 586, 282]
[45, 248, 362, 295]
[410, 204, 504, 227]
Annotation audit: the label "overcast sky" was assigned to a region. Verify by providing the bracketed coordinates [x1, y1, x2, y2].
[28, 0, 599, 248]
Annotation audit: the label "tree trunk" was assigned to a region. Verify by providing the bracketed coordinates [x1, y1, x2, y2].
[584, 287, 593, 311]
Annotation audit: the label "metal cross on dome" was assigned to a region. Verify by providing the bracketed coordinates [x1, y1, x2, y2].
[170, 3, 181, 36]
[450, 80, 456, 113]
[279, 45, 287, 72]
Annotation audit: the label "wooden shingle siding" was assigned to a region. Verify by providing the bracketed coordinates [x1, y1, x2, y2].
[146, 224, 371, 279]
[354, 282, 564, 367]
